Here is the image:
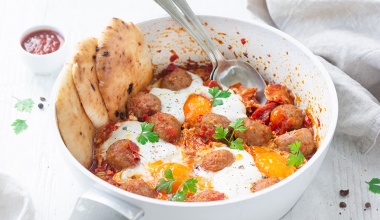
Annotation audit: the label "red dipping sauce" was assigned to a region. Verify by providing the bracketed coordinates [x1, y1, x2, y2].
[21, 29, 64, 55]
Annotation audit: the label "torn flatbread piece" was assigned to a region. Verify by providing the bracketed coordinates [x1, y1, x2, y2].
[72, 37, 109, 128]
[96, 18, 153, 122]
[56, 62, 95, 168]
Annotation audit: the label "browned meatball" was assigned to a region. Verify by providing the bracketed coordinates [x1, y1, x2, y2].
[235, 118, 272, 146]
[274, 128, 316, 158]
[194, 113, 231, 143]
[269, 104, 304, 135]
[187, 190, 226, 202]
[251, 177, 280, 192]
[200, 149, 235, 172]
[106, 139, 140, 170]
[146, 112, 182, 144]
[127, 92, 161, 121]
[161, 68, 192, 91]
[119, 179, 155, 198]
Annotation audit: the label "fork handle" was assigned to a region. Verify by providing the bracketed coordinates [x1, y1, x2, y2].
[154, 0, 226, 73]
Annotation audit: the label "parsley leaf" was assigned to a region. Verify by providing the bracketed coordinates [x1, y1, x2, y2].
[230, 138, 244, 150]
[155, 169, 198, 202]
[14, 97, 34, 113]
[286, 141, 305, 168]
[11, 119, 28, 135]
[208, 86, 231, 107]
[366, 178, 380, 194]
[213, 118, 246, 150]
[137, 122, 159, 145]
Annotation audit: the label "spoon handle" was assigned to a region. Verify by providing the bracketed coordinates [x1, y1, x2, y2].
[154, 0, 226, 70]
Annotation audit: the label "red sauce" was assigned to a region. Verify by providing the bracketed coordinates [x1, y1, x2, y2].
[241, 38, 247, 45]
[21, 29, 64, 55]
[169, 49, 179, 62]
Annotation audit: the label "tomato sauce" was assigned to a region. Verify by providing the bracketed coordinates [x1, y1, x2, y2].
[21, 29, 64, 55]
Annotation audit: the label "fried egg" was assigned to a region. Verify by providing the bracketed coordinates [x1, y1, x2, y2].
[100, 121, 186, 183]
[150, 72, 247, 123]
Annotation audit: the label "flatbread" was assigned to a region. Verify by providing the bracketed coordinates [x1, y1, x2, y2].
[56, 62, 95, 168]
[72, 37, 109, 128]
[96, 18, 153, 122]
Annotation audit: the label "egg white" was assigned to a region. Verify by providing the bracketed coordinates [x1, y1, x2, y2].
[194, 146, 262, 199]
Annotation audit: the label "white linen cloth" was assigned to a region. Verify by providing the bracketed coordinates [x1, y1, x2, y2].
[0, 173, 35, 220]
[247, 0, 380, 153]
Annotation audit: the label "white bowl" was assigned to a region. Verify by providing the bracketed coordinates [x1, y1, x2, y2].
[52, 15, 338, 220]
[19, 25, 67, 75]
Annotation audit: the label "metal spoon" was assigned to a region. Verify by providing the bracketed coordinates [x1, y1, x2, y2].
[154, 0, 267, 105]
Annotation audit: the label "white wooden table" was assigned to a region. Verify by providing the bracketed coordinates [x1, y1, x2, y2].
[0, 0, 379, 219]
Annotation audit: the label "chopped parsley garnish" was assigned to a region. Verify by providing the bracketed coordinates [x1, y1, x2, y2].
[213, 118, 246, 150]
[286, 141, 305, 168]
[366, 178, 380, 194]
[155, 169, 198, 202]
[137, 122, 159, 145]
[11, 119, 28, 135]
[14, 97, 34, 113]
[208, 86, 231, 107]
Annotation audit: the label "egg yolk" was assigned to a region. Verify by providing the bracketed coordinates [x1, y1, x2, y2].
[196, 176, 213, 190]
[153, 162, 192, 193]
[184, 94, 212, 127]
[250, 147, 295, 179]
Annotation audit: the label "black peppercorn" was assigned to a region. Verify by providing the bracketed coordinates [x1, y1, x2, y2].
[38, 103, 44, 109]
[340, 189, 349, 196]
[339, 202, 347, 208]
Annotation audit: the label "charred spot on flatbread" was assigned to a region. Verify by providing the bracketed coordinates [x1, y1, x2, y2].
[128, 83, 133, 94]
[72, 37, 109, 128]
[96, 18, 153, 122]
[56, 62, 95, 168]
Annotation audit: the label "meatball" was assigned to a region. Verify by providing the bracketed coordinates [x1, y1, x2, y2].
[119, 179, 155, 198]
[200, 149, 235, 172]
[274, 128, 316, 158]
[269, 104, 304, 135]
[194, 113, 231, 143]
[251, 177, 280, 192]
[235, 118, 272, 146]
[127, 92, 161, 121]
[187, 190, 226, 202]
[106, 139, 140, 170]
[161, 67, 192, 91]
[146, 112, 182, 144]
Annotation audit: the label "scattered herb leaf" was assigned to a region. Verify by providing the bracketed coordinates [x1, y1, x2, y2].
[155, 169, 198, 202]
[213, 118, 246, 150]
[208, 86, 231, 107]
[286, 141, 305, 168]
[14, 97, 34, 113]
[366, 178, 380, 194]
[11, 119, 28, 135]
[137, 122, 159, 145]
[122, 126, 128, 131]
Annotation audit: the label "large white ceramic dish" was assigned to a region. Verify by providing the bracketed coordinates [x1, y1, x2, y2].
[51, 15, 338, 220]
